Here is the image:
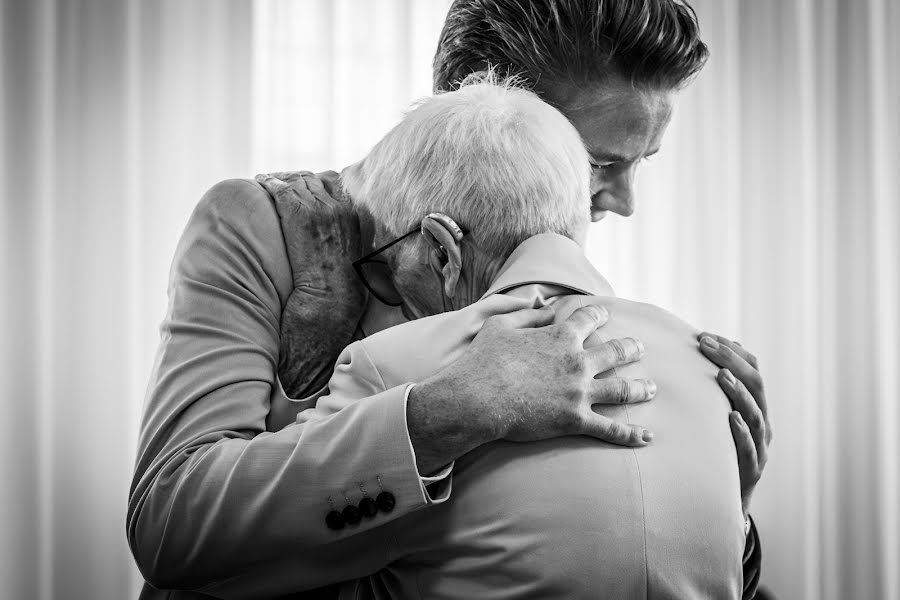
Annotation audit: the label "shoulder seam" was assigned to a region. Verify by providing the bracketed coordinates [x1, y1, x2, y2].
[357, 341, 389, 393]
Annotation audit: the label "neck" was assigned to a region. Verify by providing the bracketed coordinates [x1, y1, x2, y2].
[399, 245, 507, 319]
[449, 247, 506, 308]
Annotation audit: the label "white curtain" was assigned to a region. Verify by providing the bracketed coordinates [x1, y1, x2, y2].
[591, 3, 900, 599]
[1, 1, 896, 599]
[1, 1, 256, 598]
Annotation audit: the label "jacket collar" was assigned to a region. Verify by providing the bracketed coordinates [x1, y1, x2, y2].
[481, 233, 615, 299]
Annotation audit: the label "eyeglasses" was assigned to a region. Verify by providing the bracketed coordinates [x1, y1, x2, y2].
[352, 227, 420, 306]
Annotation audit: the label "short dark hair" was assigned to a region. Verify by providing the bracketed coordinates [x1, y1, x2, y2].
[433, 0, 709, 96]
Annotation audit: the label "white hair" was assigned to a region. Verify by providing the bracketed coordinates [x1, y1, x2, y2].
[342, 72, 591, 258]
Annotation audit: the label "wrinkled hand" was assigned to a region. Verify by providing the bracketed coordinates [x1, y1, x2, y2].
[410, 303, 657, 475]
[698, 332, 772, 518]
[493, 305, 657, 444]
[261, 171, 367, 399]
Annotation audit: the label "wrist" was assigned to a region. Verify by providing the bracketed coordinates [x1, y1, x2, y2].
[407, 376, 496, 472]
[412, 377, 496, 443]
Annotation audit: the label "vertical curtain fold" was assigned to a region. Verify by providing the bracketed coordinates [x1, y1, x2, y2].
[589, 2, 899, 598]
[1, 1, 253, 598]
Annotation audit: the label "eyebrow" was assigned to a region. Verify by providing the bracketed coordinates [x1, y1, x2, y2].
[589, 147, 661, 164]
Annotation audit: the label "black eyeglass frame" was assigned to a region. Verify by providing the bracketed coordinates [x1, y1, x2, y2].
[352, 227, 420, 306]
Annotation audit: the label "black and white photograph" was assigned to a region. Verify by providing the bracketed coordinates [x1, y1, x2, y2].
[1, 1, 898, 599]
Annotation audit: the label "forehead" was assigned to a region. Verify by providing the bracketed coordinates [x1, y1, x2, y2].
[555, 84, 674, 162]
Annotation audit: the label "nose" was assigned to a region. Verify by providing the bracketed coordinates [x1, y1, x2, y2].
[590, 166, 636, 217]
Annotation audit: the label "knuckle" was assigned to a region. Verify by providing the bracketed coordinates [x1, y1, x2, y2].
[629, 427, 645, 445]
[568, 351, 588, 376]
[561, 321, 580, 342]
[604, 420, 624, 441]
[745, 371, 764, 396]
[614, 379, 631, 404]
[733, 377, 751, 399]
[570, 410, 590, 433]
[558, 407, 586, 435]
[718, 343, 736, 362]
[620, 424, 642, 446]
[581, 304, 605, 323]
[607, 339, 629, 363]
[564, 382, 587, 406]
[550, 322, 573, 344]
[746, 411, 764, 432]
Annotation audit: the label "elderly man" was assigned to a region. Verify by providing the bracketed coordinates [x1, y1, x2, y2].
[129, 1, 767, 598]
[294, 75, 748, 599]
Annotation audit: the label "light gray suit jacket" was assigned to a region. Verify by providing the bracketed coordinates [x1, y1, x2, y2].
[308, 234, 746, 599]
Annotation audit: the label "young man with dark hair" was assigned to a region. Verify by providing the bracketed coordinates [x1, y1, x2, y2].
[129, 1, 768, 598]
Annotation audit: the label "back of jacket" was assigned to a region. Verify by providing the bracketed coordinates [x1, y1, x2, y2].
[330, 289, 745, 600]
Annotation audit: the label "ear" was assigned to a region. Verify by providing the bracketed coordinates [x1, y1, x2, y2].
[420, 213, 464, 298]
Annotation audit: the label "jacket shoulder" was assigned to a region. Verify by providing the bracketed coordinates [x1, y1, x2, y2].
[176, 178, 292, 305]
[193, 178, 278, 228]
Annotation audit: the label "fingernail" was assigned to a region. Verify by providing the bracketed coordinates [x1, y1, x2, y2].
[701, 336, 719, 351]
[642, 429, 654, 442]
[645, 379, 657, 398]
[636, 339, 646, 356]
[722, 369, 736, 386]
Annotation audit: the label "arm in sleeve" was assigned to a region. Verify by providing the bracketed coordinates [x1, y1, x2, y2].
[742, 515, 762, 599]
[298, 342, 455, 493]
[127, 180, 443, 597]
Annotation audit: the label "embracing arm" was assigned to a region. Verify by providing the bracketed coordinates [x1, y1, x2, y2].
[699, 332, 770, 599]
[129, 178, 661, 597]
[127, 180, 441, 596]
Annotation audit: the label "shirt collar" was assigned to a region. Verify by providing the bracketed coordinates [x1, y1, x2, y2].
[481, 233, 615, 299]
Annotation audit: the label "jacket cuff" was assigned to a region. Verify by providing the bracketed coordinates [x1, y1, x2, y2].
[402, 384, 454, 504]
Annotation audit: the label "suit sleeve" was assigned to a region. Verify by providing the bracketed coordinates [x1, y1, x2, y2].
[127, 180, 443, 597]
[297, 343, 455, 490]
[742, 515, 762, 599]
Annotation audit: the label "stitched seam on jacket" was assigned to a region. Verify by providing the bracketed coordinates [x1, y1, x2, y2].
[358, 341, 389, 393]
[591, 296, 647, 597]
[632, 444, 650, 599]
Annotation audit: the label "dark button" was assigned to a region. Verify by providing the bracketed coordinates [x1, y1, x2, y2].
[342, 504, 362, 525]
[325, 510, 345, 530]
[375, 491, 396, 513]
[358, 496, 378, 518]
